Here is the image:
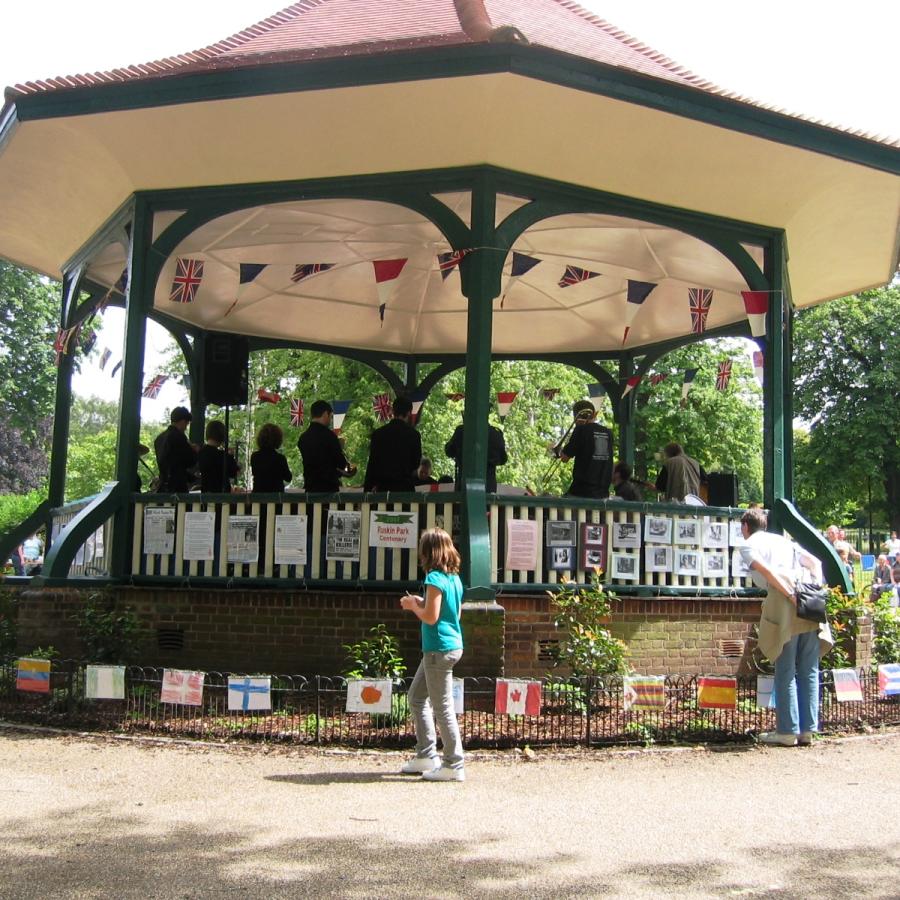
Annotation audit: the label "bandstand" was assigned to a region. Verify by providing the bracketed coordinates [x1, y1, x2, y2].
[1, 1, 898, 675]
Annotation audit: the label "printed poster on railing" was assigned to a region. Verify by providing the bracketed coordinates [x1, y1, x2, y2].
[227, 515, 260, 563]
[325, 510, 361, 561]
[144, 507, 175, 555]
[505, 518, 538, 570]
[368, 510, 418, 550]
[274, 514, 308, 565]
[183, 511, 215, 561]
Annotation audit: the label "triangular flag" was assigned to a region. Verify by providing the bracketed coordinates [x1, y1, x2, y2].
[586, 383, 605, 411]
[497, 391, 518, 418]
[558, 265, 601, 288]
[621, 375, 641, 398]
[649, 373, 668, 386]
[290, 399, 304, 427]
[680, 368, 699, 407]
[378, 302, 386, 325]
[741, 290, 769, 337]
[110, 360, 123, 378]
[99, 348, 112, 370]
[752, 348, 764, 386]
[410, 389, 427, 423]
[373, 259, 407, 306]
[257, 388, 281, 405]
[331, 400, 351, 432]
[715, 360, 733, 392]
[501, 252, 541, 308]
[292, 263, 335, 282]
[239, 263, 267, 285]
[437, 249, 472, 281]
[446, 392, 465, 402]
[373, 392, 392, 422]
[688, 288, 713, 335]
[623, 280, 658, 343]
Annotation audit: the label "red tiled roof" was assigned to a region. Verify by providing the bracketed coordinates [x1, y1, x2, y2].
[6, 0, 897, 147]
[7, 0, 711, 94]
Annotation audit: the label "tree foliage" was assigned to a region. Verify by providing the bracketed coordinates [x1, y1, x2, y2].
[793, 285, 900, 530]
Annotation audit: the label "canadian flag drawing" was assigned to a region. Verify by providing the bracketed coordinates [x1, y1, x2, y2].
[495, 679, 541, 716]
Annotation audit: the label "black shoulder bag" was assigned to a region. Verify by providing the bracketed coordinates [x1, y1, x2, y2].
[794, 582, 829, 624]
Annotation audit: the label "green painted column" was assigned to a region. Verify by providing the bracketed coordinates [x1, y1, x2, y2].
[46, 274, 77, 515]
[615, 355, 635, 466]
[763, 238, 787, 516]
[110, 199, 152, 577]
[458, 178, 503, 600]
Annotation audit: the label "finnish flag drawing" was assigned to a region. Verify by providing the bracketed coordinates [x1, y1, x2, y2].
[228, 676, 271, 711]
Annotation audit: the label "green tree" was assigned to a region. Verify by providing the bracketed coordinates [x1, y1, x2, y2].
[793, 285, 900, 531]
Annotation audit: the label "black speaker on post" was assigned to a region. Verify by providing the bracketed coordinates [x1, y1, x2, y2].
[706, 472, 739, 507]
[203, 334, 249, 406]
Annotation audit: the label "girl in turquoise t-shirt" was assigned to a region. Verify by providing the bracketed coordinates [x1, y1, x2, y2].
[399, 527, 465, 782]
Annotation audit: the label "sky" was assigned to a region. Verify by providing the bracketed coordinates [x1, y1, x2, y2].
[3, 0, 897, 414]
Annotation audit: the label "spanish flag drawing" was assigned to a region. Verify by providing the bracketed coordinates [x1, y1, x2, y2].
[16, 658, 51, 693]
[697, 676, 737, 710]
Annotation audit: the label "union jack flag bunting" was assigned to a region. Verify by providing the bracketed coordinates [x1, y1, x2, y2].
[649, 373, 668, 386]
[438, 249, 472, 281]
[291, 263, 335, 283]
[446, 392, 465, 402]
[558, 265, 601, 288]
[290, 399, 304, 427]
[715, 360, 733, 392]
[142, 374, 168, 399]
[689, 288, 713, 335]
[169, 258, 204, 304]
[257, 388, 281, 405]
[373, 393, 393, 422]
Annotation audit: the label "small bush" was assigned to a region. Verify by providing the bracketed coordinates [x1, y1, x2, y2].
[343, 624, 406, 680]
[73, 589, 143, 663]
[872, 591, 900, 664]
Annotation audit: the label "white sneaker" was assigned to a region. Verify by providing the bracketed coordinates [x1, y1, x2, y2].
[758, 731, 798, 747]
[422, 766, 465, 782]
[400, 756, 441, 775]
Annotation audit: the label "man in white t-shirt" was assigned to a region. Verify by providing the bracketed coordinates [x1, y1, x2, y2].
[885, 531, 900, 563]
[741, 509, 831, 747]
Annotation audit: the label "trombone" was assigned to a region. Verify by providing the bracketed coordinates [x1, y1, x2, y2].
[537, 412, 587, 493]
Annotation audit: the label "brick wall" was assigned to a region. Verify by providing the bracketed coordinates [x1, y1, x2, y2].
[502, 594, 764, 677]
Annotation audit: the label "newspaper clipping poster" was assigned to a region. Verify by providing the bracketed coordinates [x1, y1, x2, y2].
[368, 510, 419, 550]
[326, 510, 361, 562]
[183, 511, 215, 561]
[505, 518, 538, 570]
[274, 514, 308, 565]
[227, 515, 260, 563]
[143, 507, 176, 555]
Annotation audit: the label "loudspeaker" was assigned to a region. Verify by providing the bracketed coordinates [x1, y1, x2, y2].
[203, 334, 249, 406]
[706, 472, 739, 507]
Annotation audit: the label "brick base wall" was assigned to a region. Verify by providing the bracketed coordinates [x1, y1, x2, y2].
[13, 586, 840, 678]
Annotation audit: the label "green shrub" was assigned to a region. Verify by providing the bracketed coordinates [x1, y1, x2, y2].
[872, 591, 900, 664]
[72, 589, 143, 663]
[343, 624, 406, 680]
[0, 490, 45, 536]
[0, 589, 17, 658]
[547, 572, 628, 677]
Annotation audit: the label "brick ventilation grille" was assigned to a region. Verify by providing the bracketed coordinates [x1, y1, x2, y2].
[157, 628, 185, 652]
[537, 639, 560, 662]
[718, 639, 745, 658]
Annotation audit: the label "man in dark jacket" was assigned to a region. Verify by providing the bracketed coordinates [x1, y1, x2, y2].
[153, 406, 198, 492]
[558, 400, 613, 499]
[298, 400, 356, 492]
[363, 396, 422, 492]
[445, 421, 508, 493]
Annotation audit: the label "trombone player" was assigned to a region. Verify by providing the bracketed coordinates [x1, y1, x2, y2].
[551, 400, 614, 499]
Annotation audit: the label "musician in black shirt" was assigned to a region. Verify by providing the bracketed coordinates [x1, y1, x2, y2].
[298, 400, 356, 492]
[558, 400, 613, 499]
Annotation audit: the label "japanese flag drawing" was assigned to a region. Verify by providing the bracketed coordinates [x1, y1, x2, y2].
[346, 679, 393, 714]
[495, 679, 541, 716]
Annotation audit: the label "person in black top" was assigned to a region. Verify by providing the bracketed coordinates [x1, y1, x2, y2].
[364, 396, 422, 492]
[251, 423, 292, 492]
[153, 406, 198, 493]
[557, 400, 613, 499]
[415, 458, 439, 486]
[197, 420, 240, 492]
[297, 400, 357, 492]
[612, 461, 643, 502]
[445, 421, 508, 493]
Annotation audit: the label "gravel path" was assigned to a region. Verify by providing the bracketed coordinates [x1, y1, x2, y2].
[1, 725, 898, 899]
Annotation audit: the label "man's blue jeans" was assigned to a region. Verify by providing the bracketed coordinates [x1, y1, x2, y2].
[774, 630, 820, 735]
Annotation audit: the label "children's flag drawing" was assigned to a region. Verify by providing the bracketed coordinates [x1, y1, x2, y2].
[16, 658, 51, 693]
[697, 676, 737, 709]
[346, 679, 393, 714]
[495, 679, 541, 716]
[85, 665, 126, 700]
[877, 663, 900, 697]
[623, 675, 665, 711]
[160, 669, 205, 706]
[832, 668, 863, 702]
[756, 675, 776, 709]
[227, 676, 272, 711]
